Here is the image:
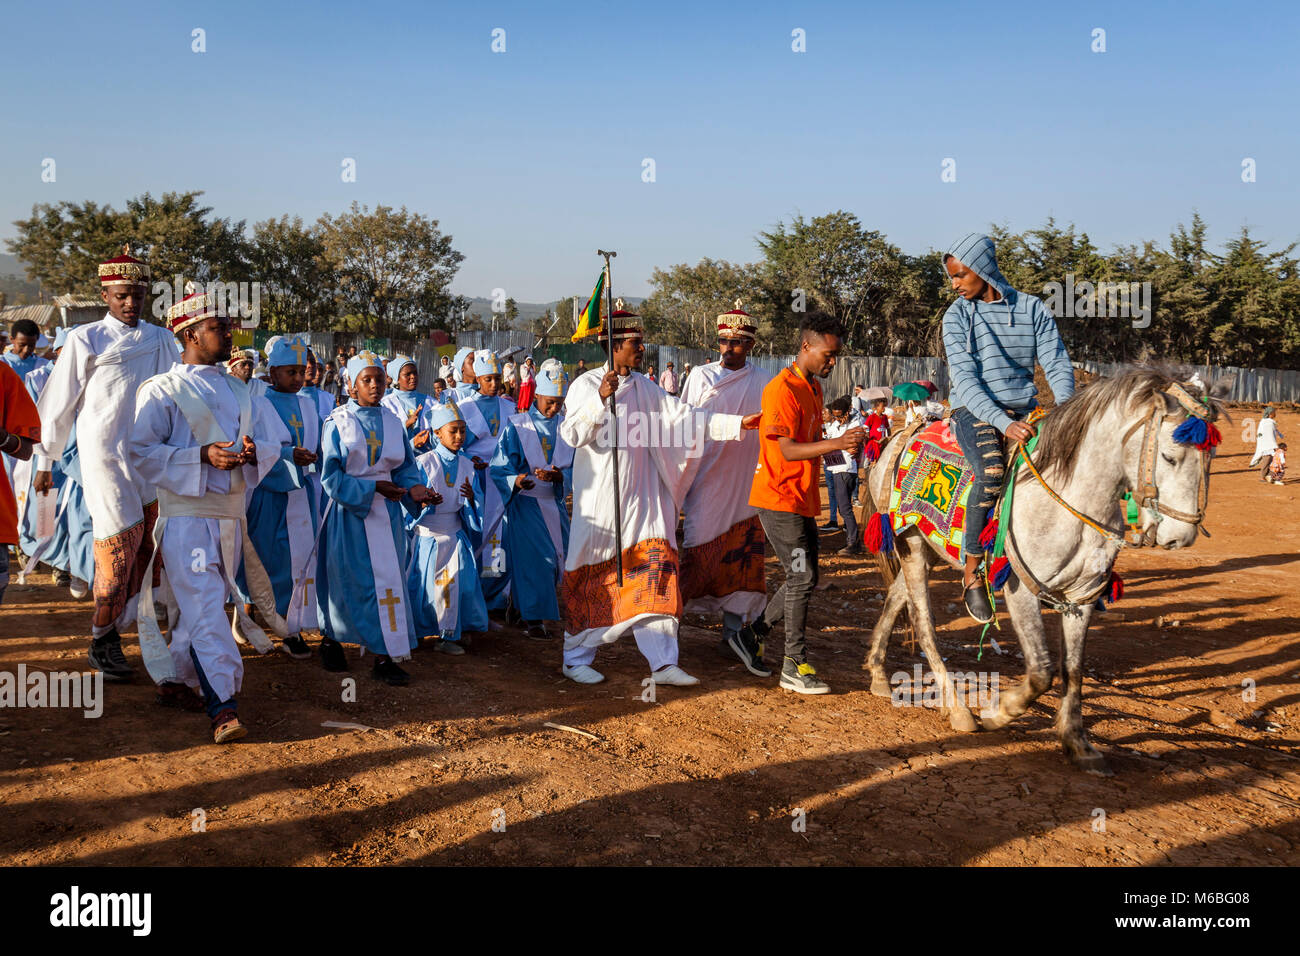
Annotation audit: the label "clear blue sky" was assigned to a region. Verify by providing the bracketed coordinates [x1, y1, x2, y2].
[2, 0, 1296, 303]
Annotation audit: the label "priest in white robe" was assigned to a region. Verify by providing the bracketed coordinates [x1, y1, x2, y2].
[33, 247, 177, 681]
[129, 290, 285, 744]
[679, 304, 772, 677]
[559, 304, 760, 686]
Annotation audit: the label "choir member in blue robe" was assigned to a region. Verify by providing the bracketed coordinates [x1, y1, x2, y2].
[236, 337, 323, 659]
[407, 400, 488, 654]
[489, 359, 574, 638]
[315, 352, 437, 686]
[380, 355, 437, 454]
[460, 349, 516, 613]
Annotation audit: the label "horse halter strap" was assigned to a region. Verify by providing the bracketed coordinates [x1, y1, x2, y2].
[1129, 382, 1214, 534]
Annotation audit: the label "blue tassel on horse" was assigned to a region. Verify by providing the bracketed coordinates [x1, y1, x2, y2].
[1172, 416, 1207, 447]
[864, 510, 894, 553]
[989, 555, 1012, 590]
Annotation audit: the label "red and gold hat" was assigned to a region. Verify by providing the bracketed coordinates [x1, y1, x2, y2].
[98, 244, 150, 287]
[717, 299, 756, 340]
[597, 298, 643, 341]
[225, 346, 255, 369]
[166, 281, 221, 335]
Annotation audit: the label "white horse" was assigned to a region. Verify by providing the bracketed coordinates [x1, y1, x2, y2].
[865, 368, 1229, 774]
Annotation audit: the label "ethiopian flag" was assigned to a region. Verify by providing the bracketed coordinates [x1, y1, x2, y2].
[570, 268, 606, 342]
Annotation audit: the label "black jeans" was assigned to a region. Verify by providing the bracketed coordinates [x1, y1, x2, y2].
[756, 508, 819, 663]
[829, 471, 860, 547]
[948, 407, 1008, 560]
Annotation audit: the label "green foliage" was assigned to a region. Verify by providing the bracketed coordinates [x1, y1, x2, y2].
[642, 210, 1300, 367]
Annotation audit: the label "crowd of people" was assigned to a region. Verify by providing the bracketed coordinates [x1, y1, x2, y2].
[0, 232, 1154, 744]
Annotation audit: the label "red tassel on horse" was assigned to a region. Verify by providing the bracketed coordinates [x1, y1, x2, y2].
[978, 517, 999, 552]
[1108, 572, 1124, 604]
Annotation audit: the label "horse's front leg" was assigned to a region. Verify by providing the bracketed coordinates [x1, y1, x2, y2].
[981, 574, 1054, 730]
[1056, 603, 1111, 774]
[867, 569, 911, 697]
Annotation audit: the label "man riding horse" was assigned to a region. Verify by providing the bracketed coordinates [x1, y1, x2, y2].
[942, 233, 1076, 624]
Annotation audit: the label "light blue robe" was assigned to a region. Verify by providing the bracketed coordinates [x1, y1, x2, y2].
[19, 362, 91, 583]
[380, 387, 437, 452]
[460, 391, 515, 611]
[316, 401, 424, 657]
[237, 388, 321, 626]
[489, 408, 573, 621]
[407, 441, 489, 641]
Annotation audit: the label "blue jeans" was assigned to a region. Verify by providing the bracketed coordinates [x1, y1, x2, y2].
[824, 461, 839, 522]
[948, 407, 1010, 560]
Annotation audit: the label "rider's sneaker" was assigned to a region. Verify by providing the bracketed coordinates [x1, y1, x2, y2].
[963, 581, 994, 625]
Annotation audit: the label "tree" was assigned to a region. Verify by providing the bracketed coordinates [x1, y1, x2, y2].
[6, 191, 248, 297]
[248, 215, 336, 332]
[316, 202, 465, 338]
[756, 212, 915, 351]
[639, 258, 765, 349]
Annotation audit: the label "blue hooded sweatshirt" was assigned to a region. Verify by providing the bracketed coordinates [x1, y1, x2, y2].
[940, 233, 1075, 433]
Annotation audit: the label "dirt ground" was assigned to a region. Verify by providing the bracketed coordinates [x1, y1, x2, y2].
[1, 407, 1297, 867]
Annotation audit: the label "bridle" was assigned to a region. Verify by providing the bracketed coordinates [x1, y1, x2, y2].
[1001, 382, 1219, 611]
[1120, 381, 1216, 536]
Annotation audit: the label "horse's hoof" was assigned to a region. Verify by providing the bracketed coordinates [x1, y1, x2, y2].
[869, 677, 893, 699]
[1071, 750, 1113, 776]
[949, 708, 980, 733]
[980, 711, 1011, 731]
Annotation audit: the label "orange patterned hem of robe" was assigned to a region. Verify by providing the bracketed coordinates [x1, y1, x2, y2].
[680, 514, 766, 602]
[91, 501, 158, 628]
[561, 537, 682, 634]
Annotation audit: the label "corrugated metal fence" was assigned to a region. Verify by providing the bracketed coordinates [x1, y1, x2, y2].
[252, 326, 1300, 404]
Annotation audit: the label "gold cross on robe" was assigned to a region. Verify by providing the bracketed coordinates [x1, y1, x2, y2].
[378, 588, 401, 631]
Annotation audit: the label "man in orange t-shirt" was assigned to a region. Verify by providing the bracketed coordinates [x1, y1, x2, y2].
[747, 313, 862, 694]
[1, 361, 41, 605]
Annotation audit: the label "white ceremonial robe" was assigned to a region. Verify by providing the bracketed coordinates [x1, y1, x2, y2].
[128, 364, 283, 700]
[678, 360, 771, 622]
[34, 314, 177, 541]
[559, 365, 744, 669]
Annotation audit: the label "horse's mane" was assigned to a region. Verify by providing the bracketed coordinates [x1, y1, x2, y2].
[1034, 364, 1229, 479]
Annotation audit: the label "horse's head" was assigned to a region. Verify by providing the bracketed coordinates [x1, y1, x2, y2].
[1139, 376, 1232, 549]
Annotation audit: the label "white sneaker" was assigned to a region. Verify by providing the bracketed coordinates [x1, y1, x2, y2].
[652, 665, 700, 686]
[69, 577, 89, 599]
[562, 664, 605, 684]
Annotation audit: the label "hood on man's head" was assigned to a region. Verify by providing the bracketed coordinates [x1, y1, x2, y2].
[943, 233, 1012, 301]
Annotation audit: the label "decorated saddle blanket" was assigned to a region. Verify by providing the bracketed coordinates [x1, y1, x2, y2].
[886, 420, 974, 565]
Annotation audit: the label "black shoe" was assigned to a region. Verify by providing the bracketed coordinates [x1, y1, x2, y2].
[280, 635, 312, 660]
[963, 582, 994, 625]
[319, 636, 349, 672]
[837, 545, 865, 557]
[505, 604, 524, 628]
[372, 657, 410, 686]
[726, 626, 772, 678]
[54, 569, 71, 587]
[156, 681, 205, 712]
[88, 633, 134, 682]
[524, 621, 550, 640]
[820, 521, 840, 531]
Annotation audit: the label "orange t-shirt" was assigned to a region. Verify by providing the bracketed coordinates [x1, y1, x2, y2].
[748, 364, 823, 517]
[1, 362, 41, 545]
